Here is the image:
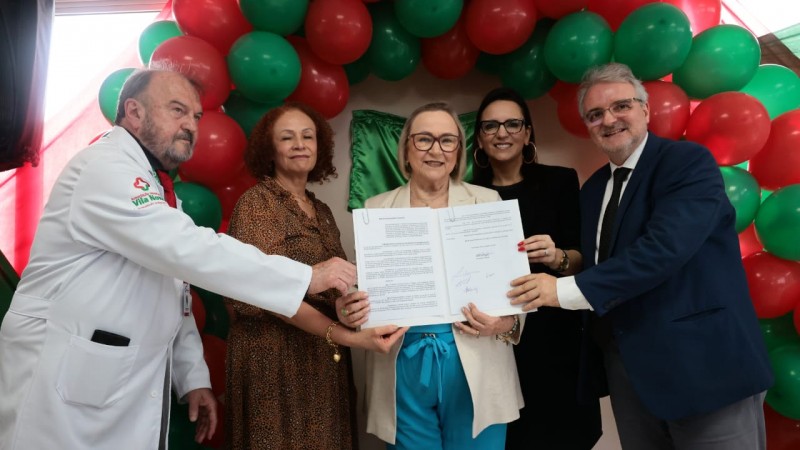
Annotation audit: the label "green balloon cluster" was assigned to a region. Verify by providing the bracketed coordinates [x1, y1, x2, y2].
[366, 4, 421, 81]
[138, 21, 182, 65]
[760, 313, 800, 352]
[544, 11, 613, 84]
[174, 182, 223, 230]
[223, 90, 282, 137]
[239, 0, 307, 36]
[344, 57, 371, 85]
[501, 20, 556, 100]
[720, 166, 761, 233]
[673, 24, 761, 99]
[755, 184, 800, 261]
[614, 3, 692, 81]
[766, 342, 800, 419]
[740, 64, 800, 119]
[227, 32, 301, 103]
[394, 0, 463, 38]
[98, 68, 136, 124]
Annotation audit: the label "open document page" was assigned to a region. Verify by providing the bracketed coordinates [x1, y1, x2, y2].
[353, 200, 529, 328]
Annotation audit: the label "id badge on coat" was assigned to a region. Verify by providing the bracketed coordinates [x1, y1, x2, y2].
[182, 282, 191, 317]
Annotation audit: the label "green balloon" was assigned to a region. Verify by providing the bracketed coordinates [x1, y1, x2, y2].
[766, 342, 800, 420]
[475, 52, 511, 76]
[754, 184, 800, 261]
[501, 20, 556, 100]
[614, 3, 692, 81]
[366, 4, 421, 81]
[239, 0, 308, 36]
[720, 166, 762, 233]
[740, 64, 800, 119]
[227, 32, 301, 103]
[344, 57, 371, 85]
[673, 24, 761, 99]
[762, 188, 773, 204]
[543, 11, 614, 84]
[224, 90, 282, 137]
[194, 286, 230, 339]
[394, 0, 463, 38]
[760, 313, 800, 352]
[174, 182, 223, 230]
[98, 68, 136, 124]
[138, 20, 182, 65]
[168, 392, 201, 450]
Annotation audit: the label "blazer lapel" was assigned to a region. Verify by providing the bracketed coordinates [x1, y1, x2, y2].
[611, 133, 659, 250]
[448, 180, 479, 206]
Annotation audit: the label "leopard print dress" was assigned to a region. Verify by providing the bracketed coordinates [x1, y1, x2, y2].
[224, 178, 358, 450]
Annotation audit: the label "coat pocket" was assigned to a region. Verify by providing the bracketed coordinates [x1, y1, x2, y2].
[56, 334, 139, 408]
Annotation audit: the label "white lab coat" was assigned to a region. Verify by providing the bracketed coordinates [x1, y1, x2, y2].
[0, 127, 312, 449]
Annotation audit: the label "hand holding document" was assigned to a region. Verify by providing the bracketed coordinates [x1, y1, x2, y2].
[353, 200, 530, 328]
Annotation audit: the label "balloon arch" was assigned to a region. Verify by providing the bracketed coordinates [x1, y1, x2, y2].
[95, 0, 800, 448]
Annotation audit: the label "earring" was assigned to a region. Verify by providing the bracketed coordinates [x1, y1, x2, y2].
[523, 142, 537, 165]
[473, 148, 489, 169]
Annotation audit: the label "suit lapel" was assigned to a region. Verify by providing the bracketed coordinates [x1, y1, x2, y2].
[582, 165, 610, 267]
[610, 133, 659, 252]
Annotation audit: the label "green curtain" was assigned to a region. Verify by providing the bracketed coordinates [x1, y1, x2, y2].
[0, 250, 19, 321]
[347, 109, 477, 210]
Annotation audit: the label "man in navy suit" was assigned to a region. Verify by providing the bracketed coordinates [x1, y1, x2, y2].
[508, 62, 773, 449]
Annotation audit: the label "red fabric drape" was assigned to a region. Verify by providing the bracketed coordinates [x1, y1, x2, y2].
[0, 1, 173, 275]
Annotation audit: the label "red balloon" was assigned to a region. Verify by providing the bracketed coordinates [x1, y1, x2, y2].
[422, 18, 479, 80]
[556, 83, 590, 138]
[664, 0, 721, 36]
[150, 36, 231, 110]
[587, 0, 651, 31]
[201, 333, 227, 397]
[684, 92, 770, 166]
[178, 111, 247, 189]
[535, 0, 588, 19]
[173, 0, 252, 54]
[286, 37, 350, 119]
[765, 403, 800, 450]
[739, 223, 763, 259]
[213, 169, 259, 219]
[795, 303, 800, 335]
[548, 80, 577, 104]
[749, 110, 800, 191]
[465, 0, 538, 55]
[191, 289, 206, 332]
[644, 80, 690, 140]
[305, 0, 372, 65]
[743, 251, 800, 319]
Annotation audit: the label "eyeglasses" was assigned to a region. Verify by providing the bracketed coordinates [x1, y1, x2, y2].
[478, 118, 526, 135]
[583, 98, 644, 126]
[408, 132, 460, 153]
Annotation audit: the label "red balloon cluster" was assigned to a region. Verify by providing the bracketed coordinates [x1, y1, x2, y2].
[287, 37, 350, 119]
[305, 0, 373, 65]
[555, 83, 590, 139]
[643, 81, 690, 140]
[588, 0, 720, 34]
[173, 0, 252, 54]
[535, 0, 588, 19]
[150, 36, 231, 110]
[743, 251, 800, 319]
[422, 18, 479, 80]
[178, 111, 247, 189]
[465, 0, 538, 55]
[750, 110, 800, 191]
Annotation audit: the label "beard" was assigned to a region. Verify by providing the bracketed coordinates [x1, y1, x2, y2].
[139, 115, 195, 169]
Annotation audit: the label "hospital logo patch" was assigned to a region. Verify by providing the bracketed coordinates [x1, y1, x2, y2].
[133, 177, 151, 192]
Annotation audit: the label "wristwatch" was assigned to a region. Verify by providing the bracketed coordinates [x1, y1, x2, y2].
[556, 249, 570, 272]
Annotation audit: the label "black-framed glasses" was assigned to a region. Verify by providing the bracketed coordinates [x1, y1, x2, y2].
[583, 98, 644, 126]
[408, 132, 460, 153]
[478, 118, 526, 135]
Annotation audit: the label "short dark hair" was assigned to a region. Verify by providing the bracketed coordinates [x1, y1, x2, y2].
[245, 102, 337, 183]
[472, 87, 537, 186]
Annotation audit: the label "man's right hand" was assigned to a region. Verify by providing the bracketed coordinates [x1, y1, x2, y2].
[309, 257, 356, 295]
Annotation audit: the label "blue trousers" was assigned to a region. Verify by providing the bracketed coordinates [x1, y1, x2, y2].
[388, 325, 506, 450]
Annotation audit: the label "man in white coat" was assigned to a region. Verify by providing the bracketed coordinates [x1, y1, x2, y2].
[0, 69, 360, 449]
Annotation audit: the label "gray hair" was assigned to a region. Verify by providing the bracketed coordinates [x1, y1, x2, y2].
[577, 63, 649, 116]
[114, 64, 201, 124]
[397, 102, 467, 181]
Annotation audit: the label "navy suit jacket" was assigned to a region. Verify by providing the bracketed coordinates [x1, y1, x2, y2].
[575, 133, 773, 420]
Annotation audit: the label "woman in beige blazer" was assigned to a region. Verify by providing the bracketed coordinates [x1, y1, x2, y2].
[337, 102, 524, 449]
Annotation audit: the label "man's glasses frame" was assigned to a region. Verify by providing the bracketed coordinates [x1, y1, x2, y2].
[583, 98, 645, 126]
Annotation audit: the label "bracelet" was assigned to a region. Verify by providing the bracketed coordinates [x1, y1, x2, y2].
[556, 249, 570, 273]
[495, 315, 520, 345]
[325, 322, 341, 363]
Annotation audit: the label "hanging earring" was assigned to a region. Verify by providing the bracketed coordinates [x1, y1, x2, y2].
[523, 142, 537, 165]
[473, 148, 489, 169]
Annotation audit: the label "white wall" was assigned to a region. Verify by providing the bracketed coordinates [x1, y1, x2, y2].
[307, 66, 620, 450]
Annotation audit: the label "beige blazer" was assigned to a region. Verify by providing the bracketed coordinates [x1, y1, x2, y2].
[363, 180, 525, 444]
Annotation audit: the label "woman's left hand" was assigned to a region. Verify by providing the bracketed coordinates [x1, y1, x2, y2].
[519, 234, 558, 269]
[454, 303, 516, 338]
[336, 290, 370, 328]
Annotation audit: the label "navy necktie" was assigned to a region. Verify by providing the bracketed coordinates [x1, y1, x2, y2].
[598, 167, 631, 262]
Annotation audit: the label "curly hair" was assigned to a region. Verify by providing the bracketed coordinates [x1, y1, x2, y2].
[244, 101, 337, 183]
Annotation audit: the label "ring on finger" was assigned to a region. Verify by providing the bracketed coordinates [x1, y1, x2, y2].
[341, 307, 349, 317]
[544, 249, 548, 256]
[475, 330, 480, 338]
